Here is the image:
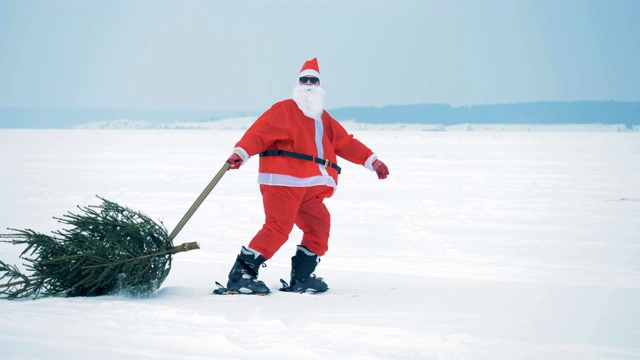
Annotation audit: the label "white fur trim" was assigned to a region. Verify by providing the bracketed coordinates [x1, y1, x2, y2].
[233, 147, 250, 162]
[257, 174, 337, 197]
[299, 69, 321, 81]
[257, 173, 336, 188]
[364, 154, 378, 171]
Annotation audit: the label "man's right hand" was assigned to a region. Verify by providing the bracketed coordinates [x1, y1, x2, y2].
[227, 153, 244, 170]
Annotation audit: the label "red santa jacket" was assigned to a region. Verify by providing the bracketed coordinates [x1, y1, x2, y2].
[234, 99, 375, 191]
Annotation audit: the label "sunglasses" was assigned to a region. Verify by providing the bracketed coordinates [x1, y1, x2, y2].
[299, 77, 319, 84]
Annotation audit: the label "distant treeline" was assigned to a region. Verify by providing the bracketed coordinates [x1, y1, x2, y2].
[329, 101, 640, 125]
[0, 108, 247, 129]
[0, 101, 638, 128]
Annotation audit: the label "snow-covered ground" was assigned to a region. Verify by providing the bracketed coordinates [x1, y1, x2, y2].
[1, 129, 639, 359]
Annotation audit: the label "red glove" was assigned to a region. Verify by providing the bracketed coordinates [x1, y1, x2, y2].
[372, 159, 389, 179]
[227, 153, 244, 170]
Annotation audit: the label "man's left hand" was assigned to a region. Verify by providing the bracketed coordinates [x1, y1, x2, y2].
[372, 159, 389, 180]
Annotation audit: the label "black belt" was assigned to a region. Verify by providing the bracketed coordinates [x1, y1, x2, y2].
[259, 150, 341, 174]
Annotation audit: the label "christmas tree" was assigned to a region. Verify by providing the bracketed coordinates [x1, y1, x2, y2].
[0, 197, 199, 299]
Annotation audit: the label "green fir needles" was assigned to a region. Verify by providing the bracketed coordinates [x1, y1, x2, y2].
[0, 197, 199, 299]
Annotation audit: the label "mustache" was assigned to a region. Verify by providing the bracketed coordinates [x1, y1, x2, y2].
[294, 84, 326, 97]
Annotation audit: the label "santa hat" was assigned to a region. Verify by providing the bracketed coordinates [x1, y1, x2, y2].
[298, 58, 321, 82]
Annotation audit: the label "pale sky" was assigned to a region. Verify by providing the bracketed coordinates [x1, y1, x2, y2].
[1, 0, 638, 111]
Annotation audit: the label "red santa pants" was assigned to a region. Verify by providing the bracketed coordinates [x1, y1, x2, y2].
[248, 184, 334, 259]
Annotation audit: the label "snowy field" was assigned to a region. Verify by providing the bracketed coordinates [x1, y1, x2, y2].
[1, 129, 639, 359]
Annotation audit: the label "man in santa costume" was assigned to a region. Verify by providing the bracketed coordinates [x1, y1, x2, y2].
[224, 58, 390, 295]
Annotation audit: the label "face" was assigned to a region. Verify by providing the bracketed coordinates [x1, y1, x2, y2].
[299, 76, 320, 86]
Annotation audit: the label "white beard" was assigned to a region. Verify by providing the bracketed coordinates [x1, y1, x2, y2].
[292, 84, 326, 119]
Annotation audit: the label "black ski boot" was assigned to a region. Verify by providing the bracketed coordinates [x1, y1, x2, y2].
[282, 245, 328, 293]
[225, 246, 270, 295]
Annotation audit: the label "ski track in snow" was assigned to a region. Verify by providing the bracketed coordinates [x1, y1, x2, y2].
[1, 129, 639, 360]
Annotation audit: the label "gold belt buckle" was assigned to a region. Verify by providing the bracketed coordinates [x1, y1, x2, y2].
[323, 159, 330, 168]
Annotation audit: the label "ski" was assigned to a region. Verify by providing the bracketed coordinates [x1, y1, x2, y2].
[278, 279, 330, 294]
[212, 281, 230, 295]
[279, 279, 295, 292]
[212, 280, 332, 295]
[212, 281, 269, 296]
